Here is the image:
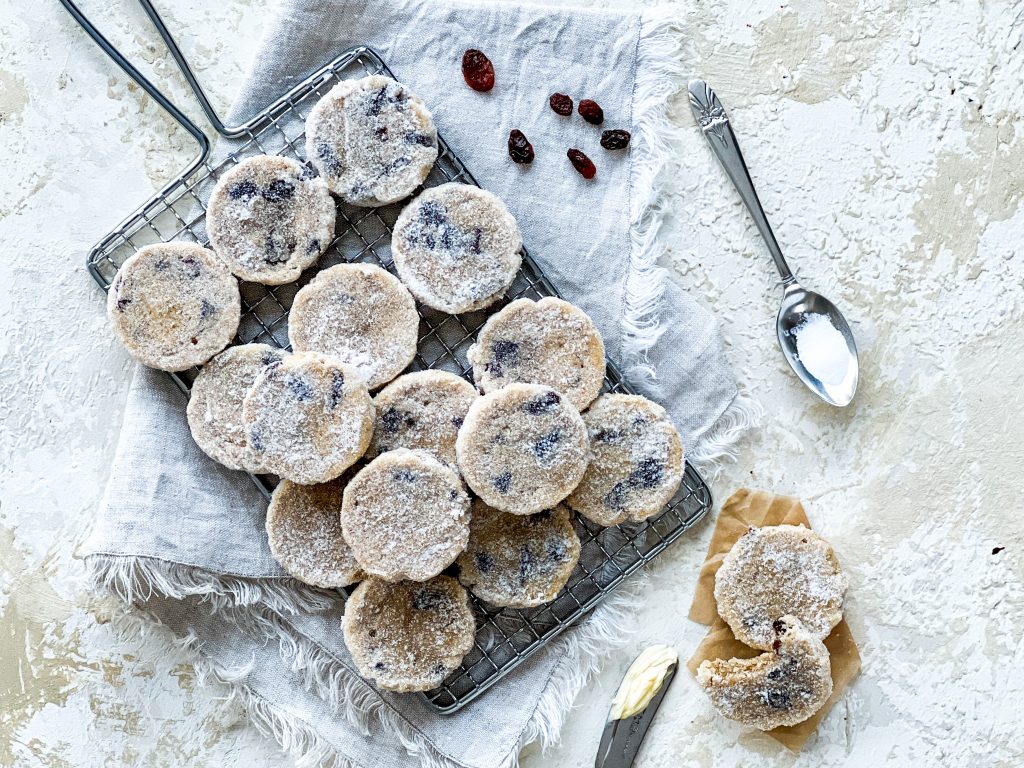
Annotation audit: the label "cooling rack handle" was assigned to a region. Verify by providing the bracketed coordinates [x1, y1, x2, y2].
[58, 0, 210, 159]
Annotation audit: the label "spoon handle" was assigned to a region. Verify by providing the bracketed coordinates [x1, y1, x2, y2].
[687, 79, 795, 285]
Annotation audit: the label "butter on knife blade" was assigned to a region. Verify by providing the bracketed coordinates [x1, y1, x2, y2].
[595, 645, 679, 768]
[610, 645, 679, 720]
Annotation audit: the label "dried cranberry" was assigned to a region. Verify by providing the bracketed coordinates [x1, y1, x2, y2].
[578, 99, 604, 125]
[462, 49, 495, 92]
[567, 149, 596, 179]
[600, 129, 631, 150]
[507, 129, 534, 164]
[549, 92, 573, 115]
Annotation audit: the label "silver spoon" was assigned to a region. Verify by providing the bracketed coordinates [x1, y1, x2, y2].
[687, 79, 859, 407]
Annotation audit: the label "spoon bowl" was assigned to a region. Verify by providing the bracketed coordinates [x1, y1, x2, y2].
[776, 283, 859, 407]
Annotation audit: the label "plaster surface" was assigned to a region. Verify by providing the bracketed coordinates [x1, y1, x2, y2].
[1, 0, 1022, 766]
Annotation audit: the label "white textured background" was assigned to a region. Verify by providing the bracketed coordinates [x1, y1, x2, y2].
[2, 0, 1023, 765]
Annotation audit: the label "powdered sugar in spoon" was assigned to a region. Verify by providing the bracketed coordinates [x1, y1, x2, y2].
[687, 79, 859, 407]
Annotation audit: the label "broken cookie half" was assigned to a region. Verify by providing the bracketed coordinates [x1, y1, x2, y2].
[696, 616, 833, 730]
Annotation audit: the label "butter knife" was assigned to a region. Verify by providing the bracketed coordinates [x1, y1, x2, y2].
[594, 648, 678, 768]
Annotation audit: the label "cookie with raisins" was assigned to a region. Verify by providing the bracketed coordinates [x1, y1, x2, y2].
[288, 263, 418, 389]
[343, 575, 475, 692]
[186, 343, 285, 471]
[241, 351, 373, 484]
[341, 449, 470, 582]
[696, 615, 833, 730]
[457, 500, 580, 607]
[107, 243, 240, 372]
[392, 183, 522, 314]
[206, 155, 335, 285]
[469, 297, 606, 411]
[456, 384, 589, 515]
[566, 394, 683, 526]
[306, 75, 437, 207]
[367, 371, 478, 467]
[266, 478, 364, 588]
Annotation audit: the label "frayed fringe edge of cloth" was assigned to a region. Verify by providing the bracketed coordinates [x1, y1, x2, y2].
[620, 10, 690, 387]
[689, 390, 765, 476]
[86, 553, 644, 768]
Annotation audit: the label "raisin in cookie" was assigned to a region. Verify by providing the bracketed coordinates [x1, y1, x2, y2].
[457, 499, 580, 607]
[242, 351, 373, 484]
[266, 478, 364, 588]
[367, 371, 478, 466]
[306, 75, 437, 206]
[392, 183, 522, 313]
[696, 616, 833, 730]
[566, 394, 684, 526]
[343, 575, 475, 692]
[714, 525, 847, 651]
[468, 297, 605, 411]
[288, 263, 418, 389]
[206, 155, 335, 285]
[107, 242, 240, 371]
[186, 343, 285, 472]
[456, 384, 589, 515]
[341, 449, 470, 582]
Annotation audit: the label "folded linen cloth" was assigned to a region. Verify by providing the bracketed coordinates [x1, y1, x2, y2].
[82, 1, 759, 766]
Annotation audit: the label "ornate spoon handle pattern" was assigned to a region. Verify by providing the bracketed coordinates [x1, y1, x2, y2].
[687, 80, 795, 285]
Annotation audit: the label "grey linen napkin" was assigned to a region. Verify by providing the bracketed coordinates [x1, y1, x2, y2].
[83, 1, 757, 766]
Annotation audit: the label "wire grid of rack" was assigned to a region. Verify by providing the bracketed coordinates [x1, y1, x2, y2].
[85, 45, 712, 713]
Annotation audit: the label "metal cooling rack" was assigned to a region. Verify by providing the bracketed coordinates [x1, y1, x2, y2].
[66, 0, 713, 713]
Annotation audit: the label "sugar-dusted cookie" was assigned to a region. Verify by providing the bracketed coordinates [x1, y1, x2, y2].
[392, 183, 522, 314]
[265, 478, 364, 588]
[468, 297, 605, 411]
[456, 384, 589, 515]
[457, 500, 580, 607]
[341, 449, 470, 582]
[186, 343, 286, 471]
[206, 155, 335, 284]
[241, 351, 373, 484]
[343, 575, 476, 692]
[288, 263, 418, 389]
[367, 370, 478, 466]
[305, 75, 437, 206]
[696, 615, 833, 730]
[107, 242, 240, 372]
[714, 524, 847, 650]
[566, 394, 684, 526]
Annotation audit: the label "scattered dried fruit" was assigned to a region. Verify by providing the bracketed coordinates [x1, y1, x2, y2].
[462, 49, 495, 92]
[549, 93, 573, 116]
[600, 129, 631, 150]
[567, 149, 596, 179]
[578, 99, 604, 125]
[508, 129, 535, 164]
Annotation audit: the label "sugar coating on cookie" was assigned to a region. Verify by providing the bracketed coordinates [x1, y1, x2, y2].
[186, 343, 286, 472]
[343, 575, 475, 692]
[696, 615, 833, 730]
[714, 525, 847, 650]
[392, 183, 522, 313]
[469, 297, 606, 411]
[241, 351, 373, 484]
[107, 243, 240, 372]
[367, 371, 478, 466]
[457, 500, 581, 608]
[206, 155, 335, 285]
[566, 394, 684, 526]
[456, 384, 589, 515]
[341, 449, 470, 582]
[305, 75, 437, 206]
[265, 478, 364, 588]
[288, 263, 418, 389]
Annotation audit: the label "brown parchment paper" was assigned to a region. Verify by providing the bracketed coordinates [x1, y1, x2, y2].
[686, 488, 861, 752]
